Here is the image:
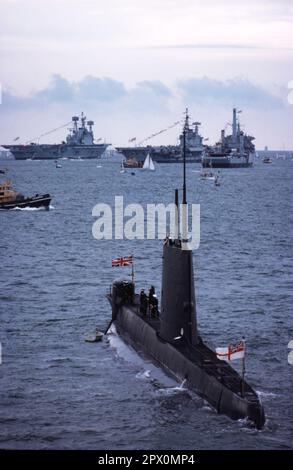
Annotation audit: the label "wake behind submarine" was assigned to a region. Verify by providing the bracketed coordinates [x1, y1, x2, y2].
[104, 121, 265, 430]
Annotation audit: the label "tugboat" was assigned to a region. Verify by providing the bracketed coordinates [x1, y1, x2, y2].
[104, 120, 265, 429]
[0, 180, 51, 210]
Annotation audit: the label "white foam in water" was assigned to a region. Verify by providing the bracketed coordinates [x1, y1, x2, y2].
[135, 370, 151, 380]
[107, 325, 178, 388]
[256, 390, 278, 398]
[11, 206, 47, 211]
[155, 386, 189, 397]
[155, 378, 189, 397]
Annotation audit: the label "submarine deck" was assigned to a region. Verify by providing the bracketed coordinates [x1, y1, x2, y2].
[109, 293, 260, 404]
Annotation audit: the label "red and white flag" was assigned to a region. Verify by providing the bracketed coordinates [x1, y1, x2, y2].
[216, 340, 245, 361]
[112, 255, 133, 267]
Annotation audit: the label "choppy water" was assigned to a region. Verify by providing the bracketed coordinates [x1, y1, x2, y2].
[0, 158, 292, 449]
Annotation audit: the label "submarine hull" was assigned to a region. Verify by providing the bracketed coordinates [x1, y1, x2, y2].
[111, 301, 265, 429]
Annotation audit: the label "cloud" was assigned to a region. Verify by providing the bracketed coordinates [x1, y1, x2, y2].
[144, 43, 293, 51]
[177, 77, 283, 109]
[135, 80, 171, 97]
[77, 76, 126, 101]
[1, 74, 284, 113]
[36, 74, 74, 102]
[1, 74, 172, 113]
[145, 44, 268, 50]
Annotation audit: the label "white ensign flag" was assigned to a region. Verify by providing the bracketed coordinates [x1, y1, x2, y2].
[216, 341, 245, 361]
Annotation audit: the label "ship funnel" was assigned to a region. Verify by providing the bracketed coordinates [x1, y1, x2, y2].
[87, 120, 94, 131]
[232, 108, 237, 142]
[72, 116, 79, 131]
[221, 129, 225, 144]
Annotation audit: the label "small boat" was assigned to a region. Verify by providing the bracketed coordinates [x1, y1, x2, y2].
[85, 329, 104, 343]
[214, 174, 220, 186]
[120, 161, 126, 173]
[0, 169, 6, 174]
[0, 180, 51, 210]
[200, 170, 215, 181]
[262, 157, 272, 164]
[123, 158, 143, 168]
[142, 153, 155, 171]
[55, 160, 62, 168]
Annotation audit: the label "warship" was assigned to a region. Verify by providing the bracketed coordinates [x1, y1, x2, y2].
[116, 112, 204, 164]
[202, 108, 255, 168]
[105, 118, 265, 429]
[3, 113, 109, 160]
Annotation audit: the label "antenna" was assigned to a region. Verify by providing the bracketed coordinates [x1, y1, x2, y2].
[183, 108, 188, 205]
[175, 188, 179, 239]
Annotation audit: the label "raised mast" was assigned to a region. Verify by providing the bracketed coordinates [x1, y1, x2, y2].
[159, 107, 198, 346]
[183, 108, 188, 205]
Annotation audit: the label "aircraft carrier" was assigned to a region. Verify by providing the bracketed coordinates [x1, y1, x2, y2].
[116, 112, 205, 164]
[3, 113, 109, 160]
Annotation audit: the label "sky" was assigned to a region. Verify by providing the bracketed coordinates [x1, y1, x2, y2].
[0, 0, 293, 148]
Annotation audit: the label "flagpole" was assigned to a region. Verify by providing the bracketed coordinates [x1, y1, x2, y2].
[131, 255, 134, 284]
[241, 336, 246, 398]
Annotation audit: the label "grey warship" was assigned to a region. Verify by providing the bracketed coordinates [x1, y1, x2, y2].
[3, 113, 109, 160]
[116, 112, 204, 164]
[106, 121, 265, 429]
[202, 108, 255, 168]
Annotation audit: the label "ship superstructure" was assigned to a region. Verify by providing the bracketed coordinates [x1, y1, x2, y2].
[202, 108, 255, 168]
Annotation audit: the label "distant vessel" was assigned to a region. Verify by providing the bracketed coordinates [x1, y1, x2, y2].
[3, 113, 110, 160]
[214, 173, 221, 186]
[202, 108, 255, 168]
[123, 158, 143, 169]
[120, 161, 126, 173]
[200, 171, 215, 181]
[142, 153, 155, 171]
[0, 180, 51, 210]
[262, 156, 272, 164]
[116, 110, 204, 164]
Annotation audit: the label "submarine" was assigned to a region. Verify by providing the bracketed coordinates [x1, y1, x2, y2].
[105, 119, 265, 429]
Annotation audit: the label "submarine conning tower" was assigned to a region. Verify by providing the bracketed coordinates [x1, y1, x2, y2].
[159, 239, 198, 346]
[159, 108, 199, 347]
